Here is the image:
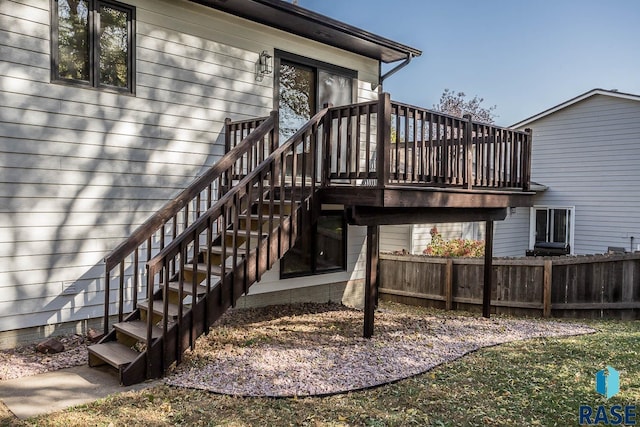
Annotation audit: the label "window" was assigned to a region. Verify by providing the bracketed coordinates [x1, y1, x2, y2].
[281, 212, 347, 278]
[530, 206, 574, 251]
[52, 0, 135, 92]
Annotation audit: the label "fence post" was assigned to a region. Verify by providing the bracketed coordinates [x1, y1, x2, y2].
[543, 259, 552, 317]
[445, 258, 453, 310]
[463, 114, 473, 190]
[376, 92, 391, 189]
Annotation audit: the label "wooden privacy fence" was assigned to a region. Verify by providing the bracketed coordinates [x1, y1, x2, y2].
[379, 253, 640, 319]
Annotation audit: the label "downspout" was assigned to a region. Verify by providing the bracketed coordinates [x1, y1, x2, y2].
[372, 53, 414, 91]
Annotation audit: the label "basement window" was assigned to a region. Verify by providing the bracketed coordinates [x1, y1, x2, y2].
[280, 212, 347, 278]
[52, 0, 135, 93]
[529, 206, 575, 252]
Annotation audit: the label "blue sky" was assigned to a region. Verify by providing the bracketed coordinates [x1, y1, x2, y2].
[297, 0, 640, 126]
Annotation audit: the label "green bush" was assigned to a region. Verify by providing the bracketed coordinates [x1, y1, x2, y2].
[423, 227, 484, 257]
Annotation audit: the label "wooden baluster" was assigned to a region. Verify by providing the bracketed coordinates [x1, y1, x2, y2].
[355, 106, 362, 178]
[412, 109, 418, 183]
[147, 270, 157, 372]
[290, 138, 298, 249]
[365, 104, 371, 179]
[394, 108, 400, 181]
[244, 181, 252, 295]
[336, 110, 343, 177]
[220, 204, 227, 306]
[146, 269, 155, 374]
[133, 248, 139, 309]
[224, 118, 232, 154]
[257, 170, 264, 282]
[103, 267, 110, 334]
[268, 165, 275, 266]
[428, 113, 434, 182]
[231, 194, 239, 307]
[463, 114, 473, 190]
[404, 107, 409, 182]
[435, 114, 441, 183]
[346, 107, 353, 178]
[523, 128, 533, 191]
[118, 261, 124, 322]
[376, 92, 391, 189]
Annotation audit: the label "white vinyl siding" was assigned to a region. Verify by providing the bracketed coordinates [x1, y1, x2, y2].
[493, 208, 531, 257]
[379, 225, 411, 253]
[0, 0, 378, 331]
[495, 94, 640, 256]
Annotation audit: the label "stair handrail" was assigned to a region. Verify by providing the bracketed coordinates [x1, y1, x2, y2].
[147, 105, 330, 274]
[102, 111, 277, 334]
[104, 112, 276, 270]
[144, 107, 329, 370]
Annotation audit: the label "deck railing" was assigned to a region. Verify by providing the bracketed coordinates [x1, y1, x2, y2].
[324, 93, 532, 191]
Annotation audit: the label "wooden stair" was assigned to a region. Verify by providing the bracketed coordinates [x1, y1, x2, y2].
[88, 192, 305, 385]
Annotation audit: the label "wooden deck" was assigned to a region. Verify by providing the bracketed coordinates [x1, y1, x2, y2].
[92, 93, 534, 385]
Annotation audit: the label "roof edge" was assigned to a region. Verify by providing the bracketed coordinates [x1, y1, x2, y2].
[191, 0, 421, 63]
[511, 88, 640, 129]
[254, 0, 422, 61]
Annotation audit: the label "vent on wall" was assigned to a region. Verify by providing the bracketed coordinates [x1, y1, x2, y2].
[62, 282, 79, 295]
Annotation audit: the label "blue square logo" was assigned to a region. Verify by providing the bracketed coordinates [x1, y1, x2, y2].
[595, 366, 620, 399]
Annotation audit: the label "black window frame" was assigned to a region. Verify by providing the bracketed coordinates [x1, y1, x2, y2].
[273, 50, 357, 113]
[280, 210, 348, 279]
[51, 0, 136, 94]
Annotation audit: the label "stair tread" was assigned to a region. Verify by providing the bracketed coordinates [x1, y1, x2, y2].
[263, 199, 295, 204]
[163, 280, 213, 297]
[225, 230, 267, 237]
[182, 263, 223, 275]
[208, 245, 247, 255]
[113, 320, 162, 342]
[138, 299, 180, 319]
[88, 341, 139, 368]
[239, 213, 282, 219]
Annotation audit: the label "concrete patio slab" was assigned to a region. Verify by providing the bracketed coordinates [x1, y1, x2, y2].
[0, 365, 156, 419]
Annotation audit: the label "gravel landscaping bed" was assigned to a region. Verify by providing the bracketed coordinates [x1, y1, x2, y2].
[165, 302, 595, 397]
[0, 302, 594, 396]
[0, 334, 88, 380]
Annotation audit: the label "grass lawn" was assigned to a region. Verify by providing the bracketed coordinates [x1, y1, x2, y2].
[1, 305, 638, 426]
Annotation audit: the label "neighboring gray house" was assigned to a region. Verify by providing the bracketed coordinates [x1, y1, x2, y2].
[493, 89, 640, 257]
[0, 0, 422, 346]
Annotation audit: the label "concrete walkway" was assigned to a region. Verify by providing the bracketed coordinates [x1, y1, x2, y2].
[0, 365, 156, 419]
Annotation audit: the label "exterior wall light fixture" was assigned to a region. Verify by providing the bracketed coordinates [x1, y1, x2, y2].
[256, 50, 273, 81]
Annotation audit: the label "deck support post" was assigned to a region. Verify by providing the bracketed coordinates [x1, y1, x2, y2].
[364, 225, 379, 338]
[483, 220, 494, 318]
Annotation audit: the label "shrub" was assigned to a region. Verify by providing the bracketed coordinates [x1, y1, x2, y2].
[423, 227, 485, 257]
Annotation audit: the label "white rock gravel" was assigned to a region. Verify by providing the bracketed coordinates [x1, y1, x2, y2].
[165, 302, 595, 397]
[0, 303, 594, 395]
[0, 335, 88, 381]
